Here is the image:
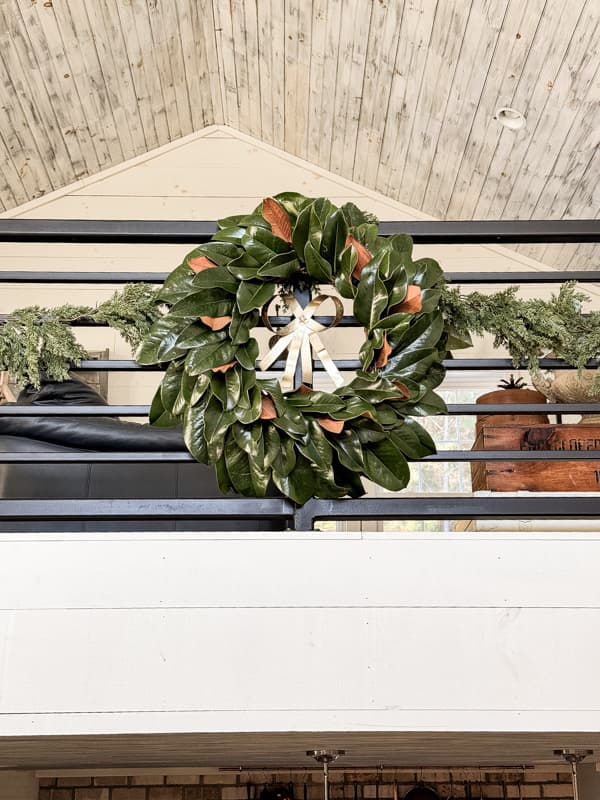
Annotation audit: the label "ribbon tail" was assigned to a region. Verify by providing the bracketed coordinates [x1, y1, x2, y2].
[259, 332, 295, 371]
[310, 332, 345, 388]
[280, 332, 304, 393]
[300, 333, 313, 388]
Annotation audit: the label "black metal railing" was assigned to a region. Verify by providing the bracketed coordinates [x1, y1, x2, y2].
[1, 217, 599, 531]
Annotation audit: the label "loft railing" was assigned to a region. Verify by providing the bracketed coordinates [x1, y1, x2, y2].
[1, 217, 599, 531]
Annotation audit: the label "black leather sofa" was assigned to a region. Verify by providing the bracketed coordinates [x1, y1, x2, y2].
[0, 378, 286, 532]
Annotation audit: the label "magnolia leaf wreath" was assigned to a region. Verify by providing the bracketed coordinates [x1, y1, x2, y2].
[137, 193, 447, 504]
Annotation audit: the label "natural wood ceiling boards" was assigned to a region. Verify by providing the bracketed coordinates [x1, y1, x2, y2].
[0, 0, 598, 268]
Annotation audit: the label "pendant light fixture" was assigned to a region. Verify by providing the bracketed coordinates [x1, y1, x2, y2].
[554, 749, 594, 800]
[307, 749, 345, 800]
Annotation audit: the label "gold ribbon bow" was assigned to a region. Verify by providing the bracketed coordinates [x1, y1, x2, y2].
[260, 293, 345, 392]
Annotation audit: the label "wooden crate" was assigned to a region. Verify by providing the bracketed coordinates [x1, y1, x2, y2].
[472, 423, 600, 492]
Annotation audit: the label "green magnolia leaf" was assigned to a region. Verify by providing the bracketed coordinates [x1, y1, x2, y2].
[340, 201, 376, 228]
[190, 372, 211, 405]
[204, 395, 236, 462]
[388, 233, 413, 257]
[218, 213, 270, 230]
[235, 338, 259, 370]
[227, 251, 262, 280]
[374, 312, 412, 333]
[321, 209, 349, 264]
[237, 368, 257, 408]
[257, 255, 303, 280]
[354, 419, 388, 444]
[311, 198, 336, 226]
[182, 395, 210, 463]
[229, 307, 258, 345]
[192, 241, 241, 266]
[157, 262, 196, 304]
[224, 367, 242, 410]
[383, 347, 438, 383]
[273, 453, 316, 504]
[330, 429, 365, 471]
[285, 390, 345, 414]
[251, 226, 294, 254]
[271, 434, 297, 477]
[389, 313, 444, 354]
[297, 420, 334, 477]
[272, 192, 313, 221]
[176, 370, 199, 406]
[291, 202, 312, 258]
[210, 372, 228, 406]
[160, 360, 184, 413]
[388, 421, 435, 459]
[169, 289, 233, 320]
[215, 454, 233, 493]
[353, 222, 379, 251]
[192, 266, 239, 293]
[149, 385, 180, 427]
[236, 281, 276, 314]
[175, 324, 228, 351]
[224, 433, 268, 497]
[136, 316, 187, 365]
[234, 384, 262, 423]
[212, 226, 247, 244]
[330, 459, 366, 497]
[185, 340, 237, 375]
[354, 256, 388, 329]
[242, 232, 288, 263]
[329, 396, 378, 421]
[264, 425, 281, 468]
[363, 439, 410, 491]
[406, 389, 447, 416]
[304, 240, 333, 282]
[411, 257, 444, 288]
[335, 245, 358, 299]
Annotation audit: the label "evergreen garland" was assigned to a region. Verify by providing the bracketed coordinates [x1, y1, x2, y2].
[0, 284, 161, 388]
[441, 281, 600, 373]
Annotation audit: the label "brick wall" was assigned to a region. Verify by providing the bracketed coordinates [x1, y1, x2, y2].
[38, 770, 574, 800]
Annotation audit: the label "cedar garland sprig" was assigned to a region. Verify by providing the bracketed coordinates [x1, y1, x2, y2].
[0, 283, 161, 388]
[440, 281, 600, 374]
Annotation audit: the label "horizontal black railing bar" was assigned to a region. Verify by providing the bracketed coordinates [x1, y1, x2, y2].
[2, 313, 596, 332]
[0, 498, 295, 521]
[1, 403, 599, 417]
[68, 357, 600, 371]
[1, 450, 600, 463]
[0, 496, 599, 527]
[0, 218, 598, 244]
[294, 496, 600, 529]
[2, 269, 600, 285]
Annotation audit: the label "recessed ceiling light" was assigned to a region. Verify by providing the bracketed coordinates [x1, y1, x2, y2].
[494, 106, 526, 130]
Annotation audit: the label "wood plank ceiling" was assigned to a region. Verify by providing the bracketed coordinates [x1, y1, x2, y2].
[0, 0, 598, 268]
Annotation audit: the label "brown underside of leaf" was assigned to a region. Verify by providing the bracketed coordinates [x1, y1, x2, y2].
[200, 314, 232, 331]
[318, 417, 344, 434]
[393, 381, 410, 399]
[374, 333, 392, 368]
[260, 396, 277, 420]
[298, 384, 313, 394]
[211, 361, 236, 374]
[345, 235, 372, 279]
[390, 284, 422, 314]
[261, 197, 293, 242]
[188, 255, 217, 273]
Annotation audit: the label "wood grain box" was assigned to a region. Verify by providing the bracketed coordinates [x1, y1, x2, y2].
[471, 423, 600, 492]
